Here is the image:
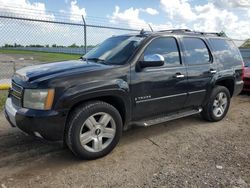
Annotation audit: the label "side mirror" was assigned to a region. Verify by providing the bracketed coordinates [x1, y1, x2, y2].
[140, 54, 164, 68]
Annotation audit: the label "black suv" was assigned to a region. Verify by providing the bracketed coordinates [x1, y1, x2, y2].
[5, 29, 244, 159]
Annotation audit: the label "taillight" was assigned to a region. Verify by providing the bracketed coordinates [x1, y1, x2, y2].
[242, 61, 245, 80]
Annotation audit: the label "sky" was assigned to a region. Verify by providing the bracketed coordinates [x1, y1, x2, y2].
[0, 0, 249, 46]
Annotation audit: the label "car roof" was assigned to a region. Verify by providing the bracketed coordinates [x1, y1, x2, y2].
[119, 29, 229, 40]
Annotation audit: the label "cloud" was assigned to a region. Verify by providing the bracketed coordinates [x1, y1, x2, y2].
[109, 6, 163, 31]
[110, 1, 250, 39]
[193, 3, 250, 39]
[109, 6, 148, 29]
[160, 0, 196, 21]
[159, 0, 250, 39]
[141, 8, 159, 15]
[70, 0, 87, 22]
[211, 0, 250, 9]
[0, 0, 54, 20]
[110, 5, 190, 31]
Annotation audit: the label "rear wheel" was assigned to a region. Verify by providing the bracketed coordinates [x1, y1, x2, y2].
[66, 101, 122, 159]
[201, 86, 230, 122]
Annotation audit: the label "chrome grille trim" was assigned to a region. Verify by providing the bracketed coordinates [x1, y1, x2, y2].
[10, 81, 23, 107]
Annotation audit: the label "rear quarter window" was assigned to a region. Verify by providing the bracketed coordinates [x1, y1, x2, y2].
[209, 38, 242, 66]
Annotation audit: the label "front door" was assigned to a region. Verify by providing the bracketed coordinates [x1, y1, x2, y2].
[130, 37, 188, 120]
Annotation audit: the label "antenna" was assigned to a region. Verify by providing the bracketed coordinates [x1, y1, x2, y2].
[140, 29, 145, 35]
[148, 24, 153, 32]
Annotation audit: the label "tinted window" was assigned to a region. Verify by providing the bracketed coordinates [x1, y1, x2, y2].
[182, 38, 210, 65]
[144, 37, 181, 66]
[209, 39, 242, 65]
[84, 36, 145, 65]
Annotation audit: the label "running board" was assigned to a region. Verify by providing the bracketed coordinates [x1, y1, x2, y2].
[132, 108, 202, 127]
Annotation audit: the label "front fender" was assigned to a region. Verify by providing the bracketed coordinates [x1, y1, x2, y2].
[54, 79, 130, 115]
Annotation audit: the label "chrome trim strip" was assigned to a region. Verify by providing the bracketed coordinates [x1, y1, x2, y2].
[145, 66, 185, 72]
[188, 90, 206, 95]
[10, 92, 22, 99]
[136, 93, 187, 104]
[12, 81, 23, 91]
[136, 89, 207, 104]
[12, 90, 22, 95]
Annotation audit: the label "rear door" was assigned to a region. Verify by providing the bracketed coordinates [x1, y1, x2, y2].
[180, 37, 217, 107]
[130, 36, 188, 120]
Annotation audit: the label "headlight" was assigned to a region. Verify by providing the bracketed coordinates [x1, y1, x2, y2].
[23, 89, 55, 110]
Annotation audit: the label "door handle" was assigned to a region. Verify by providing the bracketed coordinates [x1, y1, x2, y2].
[174, 73, 185, 78]
[176, 74, 185, 78]
[210, 69, 217, 74]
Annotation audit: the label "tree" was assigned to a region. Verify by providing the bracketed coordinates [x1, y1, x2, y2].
[240, 39, 250, 48]
[68, 43, 79, 48]
[4, 44, 13, 48]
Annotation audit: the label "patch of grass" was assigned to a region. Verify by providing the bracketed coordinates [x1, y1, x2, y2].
[0, 91, 8, 111]
[0, 49, 81, 62]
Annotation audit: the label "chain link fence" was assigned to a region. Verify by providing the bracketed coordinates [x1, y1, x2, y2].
[0, 15, 141, 84]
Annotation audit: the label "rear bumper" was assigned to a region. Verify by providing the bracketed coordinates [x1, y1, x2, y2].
[234, 80, 244, 96]
[4, 98, 68, 141]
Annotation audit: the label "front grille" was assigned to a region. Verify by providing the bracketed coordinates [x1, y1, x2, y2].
[9, 81, 23, 107]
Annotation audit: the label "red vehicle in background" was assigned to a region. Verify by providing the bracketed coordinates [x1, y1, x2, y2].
[243, 61, 250, 92]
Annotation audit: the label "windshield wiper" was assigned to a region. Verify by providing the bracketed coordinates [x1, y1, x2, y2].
[80, 57, 109, 65]
[85, 57, 105, 62]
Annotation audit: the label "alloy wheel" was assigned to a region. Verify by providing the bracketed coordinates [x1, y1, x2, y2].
[212, 92, 228, 118]
[79, 112, 116, 153]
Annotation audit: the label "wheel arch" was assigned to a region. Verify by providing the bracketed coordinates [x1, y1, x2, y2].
[215, 78, 235, 97]
[63, 90, 131, 132]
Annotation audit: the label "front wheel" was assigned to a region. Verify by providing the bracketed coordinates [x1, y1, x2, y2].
[66, 101, 123, 159]
[201, 86, 231, 122]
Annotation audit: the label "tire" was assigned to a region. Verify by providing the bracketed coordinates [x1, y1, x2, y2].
[201, 86, 231, 122]
[65, 101, 123, 159]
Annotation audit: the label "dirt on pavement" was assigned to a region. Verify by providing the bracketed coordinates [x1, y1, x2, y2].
[0, 95, 249, 188]
[0, 54, 39, 81]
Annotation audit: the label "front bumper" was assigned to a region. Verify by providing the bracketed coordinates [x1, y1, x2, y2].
[4, 98, 68, 141]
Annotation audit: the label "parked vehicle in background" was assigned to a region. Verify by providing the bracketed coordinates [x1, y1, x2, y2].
[4, 29, 244, 159]
[243, 61, 250, 92]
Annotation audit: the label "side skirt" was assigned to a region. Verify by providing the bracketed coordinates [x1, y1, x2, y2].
[131, 108, 202, 127]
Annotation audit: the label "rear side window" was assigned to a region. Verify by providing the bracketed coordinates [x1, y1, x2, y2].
[182, 38, 211, 65]
[144, 37, 181, 66]
[209, 38, 242, 64]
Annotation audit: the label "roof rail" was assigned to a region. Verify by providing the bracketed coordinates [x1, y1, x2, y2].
[197, 31, 227, 37]
[158, 29, 192, 33]
[157, 29, 227, 37]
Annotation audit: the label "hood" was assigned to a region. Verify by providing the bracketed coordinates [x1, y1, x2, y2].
[15, 60, 109, 82]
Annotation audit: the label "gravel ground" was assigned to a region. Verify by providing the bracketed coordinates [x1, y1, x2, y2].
[0, 95, 249, 188]
[0, 54, 38, 82]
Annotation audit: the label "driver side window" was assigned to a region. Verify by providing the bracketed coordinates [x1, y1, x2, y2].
[144, 37, 181, 67]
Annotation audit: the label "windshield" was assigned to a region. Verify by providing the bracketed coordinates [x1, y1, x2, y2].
[83, 35, 145, 65]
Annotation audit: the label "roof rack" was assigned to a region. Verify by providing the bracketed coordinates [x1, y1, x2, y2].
[158, 29, 192, 33]
[157, 29, 227, 37]
[197, 31, 227, 37]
